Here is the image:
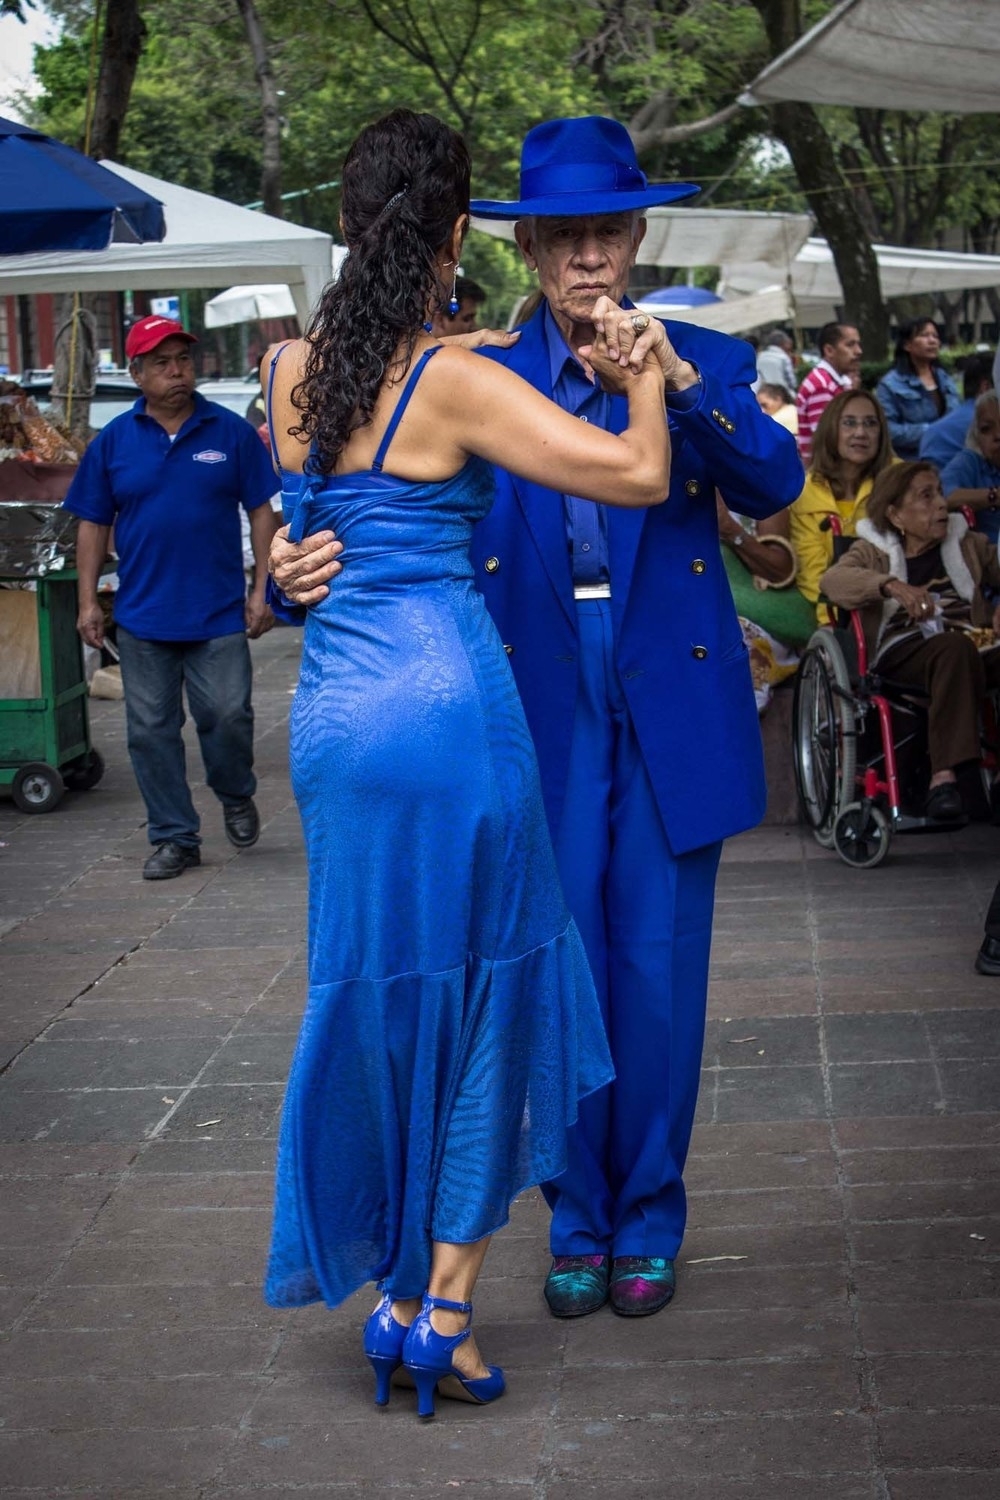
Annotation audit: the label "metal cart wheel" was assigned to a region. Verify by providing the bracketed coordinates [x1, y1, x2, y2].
[11, 762, 65, 814]
[793, 631, 857, 848]
[832, 801, 891, 869]
[64, 749, 105, 792]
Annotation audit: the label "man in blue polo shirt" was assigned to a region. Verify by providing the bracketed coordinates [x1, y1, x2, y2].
[64, 314, 279, 880]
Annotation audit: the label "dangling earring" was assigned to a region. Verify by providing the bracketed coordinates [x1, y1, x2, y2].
[448, 266, 460, 317]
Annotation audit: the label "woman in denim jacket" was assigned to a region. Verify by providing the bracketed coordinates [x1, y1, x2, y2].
[876, 318, 959, 459]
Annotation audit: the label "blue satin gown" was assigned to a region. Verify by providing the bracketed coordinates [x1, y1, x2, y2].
[264, 348, 612, 1308]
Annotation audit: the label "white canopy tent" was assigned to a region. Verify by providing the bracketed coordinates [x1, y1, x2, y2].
[722, 238, 1000, 322]
[740, 0, 998, 114]
[635, 285, 793, 335]
[472, 207, 812, 269]
[0, 162, 334, 325]
[476, 207, 811, 331]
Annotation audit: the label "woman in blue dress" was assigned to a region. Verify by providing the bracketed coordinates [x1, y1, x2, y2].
[263, 108, 671, 1417]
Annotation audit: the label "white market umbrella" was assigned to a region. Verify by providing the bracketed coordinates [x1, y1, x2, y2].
[204, 284, 299, 328]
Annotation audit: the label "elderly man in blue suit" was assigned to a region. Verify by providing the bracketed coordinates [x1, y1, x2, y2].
[269, 116, 802, 1319]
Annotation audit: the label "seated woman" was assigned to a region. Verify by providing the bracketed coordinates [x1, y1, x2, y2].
[756, 382, 798, 435]
[940, 390, 1000, 544]
[717, 492, 812, 710]
[790, 388, 894, 625]
[820, 461, 1000, 821]
[876, 318, 960, 460]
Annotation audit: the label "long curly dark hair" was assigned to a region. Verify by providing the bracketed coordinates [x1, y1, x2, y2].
[292, 109, 471, 475]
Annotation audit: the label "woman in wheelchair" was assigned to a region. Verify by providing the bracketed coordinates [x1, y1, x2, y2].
[820, 461, 1000, 821]
[790, 389, 895, 626]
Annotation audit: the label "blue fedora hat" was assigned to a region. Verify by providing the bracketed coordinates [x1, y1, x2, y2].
[470, 115, 699, 220]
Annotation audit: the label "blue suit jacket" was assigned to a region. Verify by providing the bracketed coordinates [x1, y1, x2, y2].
[470, 305, 803, 855]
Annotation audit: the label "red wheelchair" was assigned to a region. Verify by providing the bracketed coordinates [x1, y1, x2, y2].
[792, 515, 997, 868]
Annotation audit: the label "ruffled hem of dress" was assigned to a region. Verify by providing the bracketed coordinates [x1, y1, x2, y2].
[263, 919, 609, 1309]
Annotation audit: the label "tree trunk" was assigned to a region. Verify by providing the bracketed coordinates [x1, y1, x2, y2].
[771, 99, 888, 356]
[49, 295, 98, 442]
[934, 291, 963, 345]
[752, 0, 889, 359]
[89, 0, 147, 161]
[236, 0, 282, 218]
[56, 2, 147, 433]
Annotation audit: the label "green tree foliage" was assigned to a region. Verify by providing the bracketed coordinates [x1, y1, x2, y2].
[34, 4, 264, 204]
[267, 0, 605, 314]
[24, 0, 1000, 344]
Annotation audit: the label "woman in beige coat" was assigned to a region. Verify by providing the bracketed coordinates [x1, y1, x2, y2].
[820, 461, 1000, 821]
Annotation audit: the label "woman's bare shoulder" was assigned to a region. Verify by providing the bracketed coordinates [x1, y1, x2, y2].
[263, 339, 310, 399]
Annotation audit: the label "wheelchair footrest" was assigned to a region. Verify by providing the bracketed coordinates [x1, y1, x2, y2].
[894, 812, 969, 834]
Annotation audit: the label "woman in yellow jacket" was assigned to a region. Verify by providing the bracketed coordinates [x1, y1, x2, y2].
[790, 388, 895, 625]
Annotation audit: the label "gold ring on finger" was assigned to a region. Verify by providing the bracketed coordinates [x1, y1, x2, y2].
[630, 313, 650, 333]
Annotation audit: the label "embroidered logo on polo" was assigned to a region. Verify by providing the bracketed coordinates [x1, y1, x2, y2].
[193, 450, 227, 464]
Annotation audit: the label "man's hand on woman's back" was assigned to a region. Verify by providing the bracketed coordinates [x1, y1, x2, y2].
[269, 524, 343, 606]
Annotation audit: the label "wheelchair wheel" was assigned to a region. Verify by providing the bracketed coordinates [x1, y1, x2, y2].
[793, 631, 857, 847]
[833, 802, 890, 868]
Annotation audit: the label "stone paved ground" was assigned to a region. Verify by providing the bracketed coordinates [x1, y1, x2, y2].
[0, 628, 998, 1499]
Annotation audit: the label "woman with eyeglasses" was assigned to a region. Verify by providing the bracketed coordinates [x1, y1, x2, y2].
[789, 388, 896, 624]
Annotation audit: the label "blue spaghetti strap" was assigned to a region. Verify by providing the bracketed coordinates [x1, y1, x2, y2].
[371, 346, 441, 473]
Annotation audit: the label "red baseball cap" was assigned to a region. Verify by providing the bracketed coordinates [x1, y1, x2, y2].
[125, 315, 198, 360]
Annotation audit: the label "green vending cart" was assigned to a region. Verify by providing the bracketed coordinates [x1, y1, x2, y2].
[0, 461, 105, 813]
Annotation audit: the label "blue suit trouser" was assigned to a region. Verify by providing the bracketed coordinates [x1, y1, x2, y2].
[542, 599, 721, 1258]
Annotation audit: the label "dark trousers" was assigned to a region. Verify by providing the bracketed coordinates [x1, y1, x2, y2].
[985, 880, 1000, 941]
[879, 632, 1000, 773]
[116, 627, 256, 848]
[542, 599, 722, 1260]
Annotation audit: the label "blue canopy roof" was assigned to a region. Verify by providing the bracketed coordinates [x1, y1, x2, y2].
[0, 116, 166, 255]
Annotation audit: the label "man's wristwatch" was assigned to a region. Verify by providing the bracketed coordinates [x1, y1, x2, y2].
[987, 486, 998, 510]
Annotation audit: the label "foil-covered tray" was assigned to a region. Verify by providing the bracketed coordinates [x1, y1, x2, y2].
[0, 463, 79, 577]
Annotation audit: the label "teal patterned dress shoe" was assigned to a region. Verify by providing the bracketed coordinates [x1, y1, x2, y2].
[609, 1257, 676, 1317]
[543, 1254, 610, 1318]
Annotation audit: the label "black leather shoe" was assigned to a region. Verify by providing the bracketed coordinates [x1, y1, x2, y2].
[143, 841, 201, 881]
[223, 798, 260, 848]
[543, 1255, 610, 1318]
[925, 782, 962, 821]
[975, 936, 1000, 976]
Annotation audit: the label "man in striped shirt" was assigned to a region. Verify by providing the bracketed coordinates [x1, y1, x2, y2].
[796, 322, 862, 465]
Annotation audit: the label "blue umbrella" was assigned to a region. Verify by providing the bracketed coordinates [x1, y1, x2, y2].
[0, 115, 166, 255]
[641, 285, 721, 307]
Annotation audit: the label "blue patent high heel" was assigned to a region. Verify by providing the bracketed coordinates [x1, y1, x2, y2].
[401, 1293, 505, 1419]
[362, 1293, 409, 1406]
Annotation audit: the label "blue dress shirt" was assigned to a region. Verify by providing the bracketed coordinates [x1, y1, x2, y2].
[919, 399, 975, 470]
[939, 446, 1000, 544]
[542, 304, 698, 585]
